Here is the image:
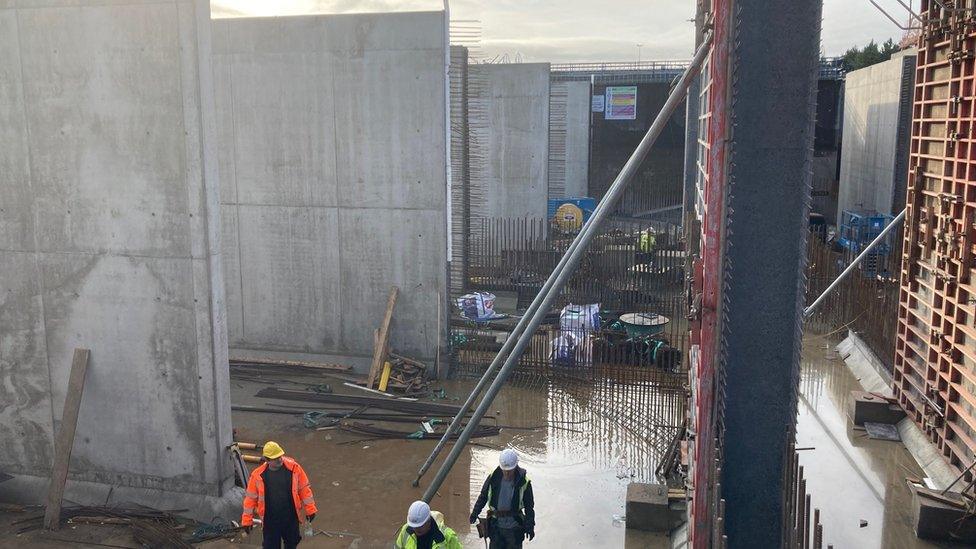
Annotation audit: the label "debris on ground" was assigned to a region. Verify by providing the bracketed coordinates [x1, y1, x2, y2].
[11, 504, 231, 548]
[339, 421, 501, 441]
[384, 353, 433, 396]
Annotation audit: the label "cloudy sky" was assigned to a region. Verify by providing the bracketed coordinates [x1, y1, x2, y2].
[212, 1, 912, 62]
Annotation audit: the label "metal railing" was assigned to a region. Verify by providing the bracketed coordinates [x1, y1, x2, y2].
[550, 57, 848, 81]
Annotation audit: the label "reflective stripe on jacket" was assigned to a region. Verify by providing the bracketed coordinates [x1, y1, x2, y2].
[241, 456, 317, 527]
[470, 466, 535, 532]
[393, 511, 462, 549]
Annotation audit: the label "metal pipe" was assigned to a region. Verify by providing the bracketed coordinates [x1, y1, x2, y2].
[868, 0, 922, 30]
[421, 33, 714, 502]
[413, 171, 623, 485]
[940, 455, 976, 494]
[413, 65, 650, 487]
[894, 0, 924, 22]
[803, 208, 906, 318]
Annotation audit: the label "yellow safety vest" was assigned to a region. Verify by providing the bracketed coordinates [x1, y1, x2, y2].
[393, 511, 462, 549]
[487, 474, 531, 515]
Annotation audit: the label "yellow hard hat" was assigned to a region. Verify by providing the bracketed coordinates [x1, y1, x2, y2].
[262, 441, 285, 459]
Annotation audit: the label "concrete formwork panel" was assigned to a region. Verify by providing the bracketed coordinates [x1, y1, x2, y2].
[237, 205, 341, 352]
[838, 54, 915, 218]
[229, 52, 339, 208]
[0, 0, 235, 516]
[337, 208, 445, 360]
[895, 1, 976, 479]
[333, 49, 446, 210]
[214, 12, 448, 364]
[473, 63, 550, 219]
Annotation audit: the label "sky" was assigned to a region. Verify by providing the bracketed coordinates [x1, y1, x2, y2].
[211, 1, 913, 63]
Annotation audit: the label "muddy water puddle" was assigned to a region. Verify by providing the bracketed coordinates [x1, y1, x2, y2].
[230, 377, 672, 548]
[796, 335, 961, 549]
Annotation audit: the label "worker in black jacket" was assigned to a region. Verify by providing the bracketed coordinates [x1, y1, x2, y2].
[469, 449, 535, 547]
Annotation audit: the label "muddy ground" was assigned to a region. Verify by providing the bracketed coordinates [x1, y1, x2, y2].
[0, 332, 966, 548]
[0, 376, 667, 548]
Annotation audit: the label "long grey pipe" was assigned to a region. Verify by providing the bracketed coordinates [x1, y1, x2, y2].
[413, 76, 647, 486]
[414, 190, 610, 484]
[803, 207, 906, 318]
[421, 34, 714, 502]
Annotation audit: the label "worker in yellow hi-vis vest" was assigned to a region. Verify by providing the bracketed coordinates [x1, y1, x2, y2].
[470, 449, 536, 547]
[394, 500, 462, 549]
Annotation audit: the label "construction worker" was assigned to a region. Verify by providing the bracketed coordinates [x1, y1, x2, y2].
[394, 500, 462, 549]
[241, 441, 317, 549]
[470, 449, 536, 547]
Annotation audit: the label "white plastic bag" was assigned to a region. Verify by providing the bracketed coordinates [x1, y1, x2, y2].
[559, 303, 601, 333]
[550, 332, 579, 367]
[456, 292, 496, 321]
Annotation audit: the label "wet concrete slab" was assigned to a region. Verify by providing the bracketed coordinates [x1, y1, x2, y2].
[796, 335, 962, 549]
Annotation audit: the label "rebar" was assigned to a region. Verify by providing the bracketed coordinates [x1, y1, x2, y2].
[420, 33, 714, 502]
[804, 208, 906, 318]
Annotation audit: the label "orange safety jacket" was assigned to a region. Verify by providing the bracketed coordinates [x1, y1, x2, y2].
[241, 456, 317, 527]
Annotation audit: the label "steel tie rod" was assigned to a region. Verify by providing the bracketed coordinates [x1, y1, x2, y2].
[803, 207, 906, 319]
[419, 33, 715, 502]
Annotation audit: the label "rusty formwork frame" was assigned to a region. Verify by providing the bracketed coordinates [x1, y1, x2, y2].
[688, 0, 823, 546]
[895, 0, 976, 477]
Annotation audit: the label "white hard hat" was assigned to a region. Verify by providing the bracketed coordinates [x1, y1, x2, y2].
[407, 500, 431, 528]
[499, 448, 519, 471]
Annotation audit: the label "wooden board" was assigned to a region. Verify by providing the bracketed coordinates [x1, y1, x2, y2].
[44, 348, 90, 530]
[367, 286, 399, 388]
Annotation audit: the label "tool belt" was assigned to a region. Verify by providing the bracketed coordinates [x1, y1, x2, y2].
[493, 510, 515, 517]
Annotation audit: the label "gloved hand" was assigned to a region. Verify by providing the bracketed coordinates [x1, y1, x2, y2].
[307, 513, 316, 523]
[525, 529, 535, 541]
[469, 514, 478, 524]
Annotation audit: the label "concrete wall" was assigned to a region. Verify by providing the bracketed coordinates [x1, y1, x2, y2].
[213, 12, 448, 365]
[564, 80, 591, 198]
[474, 63, 550, 219]
[0, 0, 235, 514]
[838, 54, 915, 220]
[547, 79, 590, 201]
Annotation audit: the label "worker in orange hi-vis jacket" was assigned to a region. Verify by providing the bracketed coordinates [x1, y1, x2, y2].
[241, 441, 317, 549]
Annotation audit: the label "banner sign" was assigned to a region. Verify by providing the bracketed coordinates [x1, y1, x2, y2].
[605, 86, 637, 120]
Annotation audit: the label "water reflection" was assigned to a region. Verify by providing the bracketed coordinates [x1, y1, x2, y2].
[460, 380, 677, 547]
[797, 335, 953, 549]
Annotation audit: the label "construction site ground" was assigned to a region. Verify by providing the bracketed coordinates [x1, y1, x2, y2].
[0, 332, 965, 548]
[796, 334, 963, 549]
[0, 377, 667, 548]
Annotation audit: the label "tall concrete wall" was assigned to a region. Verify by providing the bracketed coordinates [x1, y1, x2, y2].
[0, 0, 235, 516]
[547, 79, 590, 201]
[838, 54, 915, 220]
[474, 63, 550, 219]
[213, 12, 448, 365]
[564, 80, 591, 198]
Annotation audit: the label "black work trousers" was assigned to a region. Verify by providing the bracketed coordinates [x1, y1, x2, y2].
[489, 525, 523, 549]
[262, 519, 301, 549]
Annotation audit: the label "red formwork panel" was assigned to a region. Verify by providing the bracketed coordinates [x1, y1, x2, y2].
[895, 0, 976, 479]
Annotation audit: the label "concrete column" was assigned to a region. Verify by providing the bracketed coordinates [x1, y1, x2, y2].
[717, 0, 822, 546]
[0, 0, 237, 518]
